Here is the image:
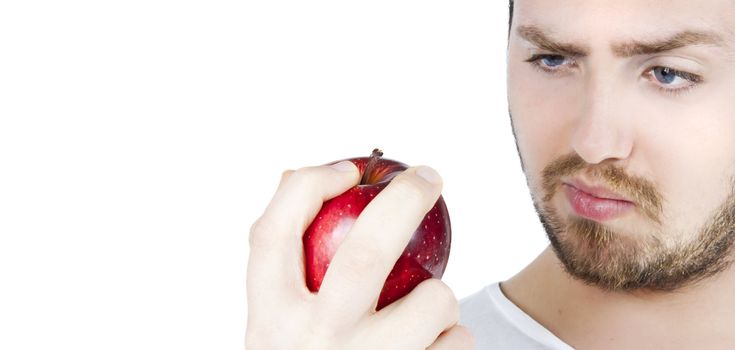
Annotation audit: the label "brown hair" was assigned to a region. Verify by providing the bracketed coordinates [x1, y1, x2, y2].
[509, 0, 514, 35]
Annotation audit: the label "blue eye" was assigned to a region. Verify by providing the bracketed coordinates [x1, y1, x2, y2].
[524, 54, 574, 74]
[540, 55, 566, 68]
[652, 67, 677, 84]
[645, 66, 702, 97]
[524, 53, 703, 97]
[650, 66, 700, 86]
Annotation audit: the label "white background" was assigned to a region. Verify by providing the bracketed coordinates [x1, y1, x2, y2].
[0, 1, 549, 349]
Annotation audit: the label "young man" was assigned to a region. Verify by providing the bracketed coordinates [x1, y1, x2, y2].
[247, 0, 735, 348]
[460, 0, 735, 348]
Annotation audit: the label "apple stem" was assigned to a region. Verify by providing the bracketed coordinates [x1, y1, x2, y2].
[360, 148, 383, 185]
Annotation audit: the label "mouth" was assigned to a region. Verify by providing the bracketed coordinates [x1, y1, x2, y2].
[562, 181, 636, 222]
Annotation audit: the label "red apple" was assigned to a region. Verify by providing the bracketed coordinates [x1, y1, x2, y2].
[303, 149, 451, 310]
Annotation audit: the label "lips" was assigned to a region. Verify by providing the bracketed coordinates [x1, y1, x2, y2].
[565, 179, 631, 202]
[562, 180, 635, 221]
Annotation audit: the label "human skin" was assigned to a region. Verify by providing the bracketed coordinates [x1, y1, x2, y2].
[245, 163, 474, 349]
[502, 0, 735, 348]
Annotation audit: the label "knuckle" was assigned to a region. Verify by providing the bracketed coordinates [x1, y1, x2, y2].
[422, 279, 459, 321]
[273, 169, 297, 194]
[390, 175, 431, 204]
[279, 169, 295, 184]
[248, 216, 279, 249]
[337, 241, 382, 278]
[289, 166, 321, 186]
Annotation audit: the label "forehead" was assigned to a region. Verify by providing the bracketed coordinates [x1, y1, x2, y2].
[513, 0, 735, 44]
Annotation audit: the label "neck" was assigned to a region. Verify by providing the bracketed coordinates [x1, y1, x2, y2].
[502, 246, 735, 349]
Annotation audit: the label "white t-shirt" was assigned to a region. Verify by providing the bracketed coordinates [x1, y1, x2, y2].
[459, 282, 574, 350]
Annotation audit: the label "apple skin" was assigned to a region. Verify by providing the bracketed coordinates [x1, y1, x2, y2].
[303, 151, 451, 311]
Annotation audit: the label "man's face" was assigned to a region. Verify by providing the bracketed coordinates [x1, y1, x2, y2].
[508, 0, 735, 292]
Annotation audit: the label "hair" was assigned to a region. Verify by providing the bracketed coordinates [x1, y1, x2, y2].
[509, 0, 514, 34]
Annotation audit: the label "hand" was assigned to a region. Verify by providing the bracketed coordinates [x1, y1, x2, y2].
[246, 161, 474, 349]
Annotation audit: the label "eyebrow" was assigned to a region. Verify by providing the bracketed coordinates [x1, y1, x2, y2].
[516, 25, 726, 58]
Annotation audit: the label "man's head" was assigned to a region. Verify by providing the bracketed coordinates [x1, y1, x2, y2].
[507, 0, 735, 292]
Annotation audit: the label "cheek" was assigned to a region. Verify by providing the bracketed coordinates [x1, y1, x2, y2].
[508, 54, 579, 189]
[633, 94, 735, 235]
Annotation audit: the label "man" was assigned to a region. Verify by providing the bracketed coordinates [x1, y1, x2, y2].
[246, 0, 735, 349]
[460, 0, 735, 348]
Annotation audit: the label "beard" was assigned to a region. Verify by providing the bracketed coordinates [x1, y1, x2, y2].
[531, 152, 735, 292]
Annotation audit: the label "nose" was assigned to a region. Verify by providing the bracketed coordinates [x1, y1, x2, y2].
[570, 73, 634, 165]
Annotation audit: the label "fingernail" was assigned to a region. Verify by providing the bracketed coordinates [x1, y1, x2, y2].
[329, 160, 355, 172]
[416, 166, 441, 184]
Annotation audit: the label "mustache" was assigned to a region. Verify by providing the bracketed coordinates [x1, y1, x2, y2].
[541, 152, 664, 224]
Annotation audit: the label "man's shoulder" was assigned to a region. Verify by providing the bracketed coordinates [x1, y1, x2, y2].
[458, 282, 573, 350]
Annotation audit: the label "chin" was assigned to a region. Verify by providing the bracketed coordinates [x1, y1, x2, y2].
[538, 201, 662, 291]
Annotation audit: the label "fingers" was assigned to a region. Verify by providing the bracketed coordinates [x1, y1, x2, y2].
[314, 166, 443, 330]
[366, 279, 460, 349]
[247, 161, 360, 311]
[427, 326, 476, 350]
[259, 161, 360, 240]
